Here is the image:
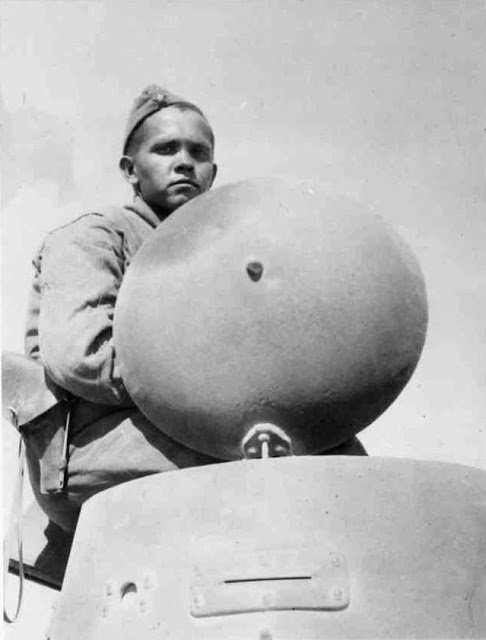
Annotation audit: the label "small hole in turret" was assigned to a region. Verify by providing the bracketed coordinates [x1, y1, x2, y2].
[246, 261, 264, 282]
[120, 581, 137, 600]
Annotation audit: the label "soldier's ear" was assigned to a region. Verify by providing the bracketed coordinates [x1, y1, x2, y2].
[119, 156, 140, 188]
[210, 163, 218, 187]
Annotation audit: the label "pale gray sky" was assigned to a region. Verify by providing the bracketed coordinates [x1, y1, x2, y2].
[2, 0, 485, 469]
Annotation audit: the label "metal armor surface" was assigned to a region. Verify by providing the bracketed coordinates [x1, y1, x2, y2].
[49, 456, 486, 639]
[114, 179, 428, 459]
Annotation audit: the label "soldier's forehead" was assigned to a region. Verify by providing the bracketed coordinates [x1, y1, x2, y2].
[142, 108, 213, 141]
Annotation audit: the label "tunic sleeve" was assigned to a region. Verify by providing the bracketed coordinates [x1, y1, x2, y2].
[36, 213, 135, 406]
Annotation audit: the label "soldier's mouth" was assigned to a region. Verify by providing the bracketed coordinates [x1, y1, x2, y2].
[170, 180, 199, 190]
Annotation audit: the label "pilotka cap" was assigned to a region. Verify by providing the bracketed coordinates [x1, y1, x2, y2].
[123, 84, 205, 153]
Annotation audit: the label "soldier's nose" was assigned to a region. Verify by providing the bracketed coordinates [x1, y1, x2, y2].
[174, 148, 194, 168]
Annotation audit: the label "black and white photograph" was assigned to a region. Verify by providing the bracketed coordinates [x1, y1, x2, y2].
[2, 1, 485, 638]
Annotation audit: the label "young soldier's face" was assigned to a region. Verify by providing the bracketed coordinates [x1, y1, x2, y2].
[127, 107, 217, 216]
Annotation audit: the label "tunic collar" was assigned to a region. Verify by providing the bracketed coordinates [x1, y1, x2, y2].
[124, 195, 163, 229]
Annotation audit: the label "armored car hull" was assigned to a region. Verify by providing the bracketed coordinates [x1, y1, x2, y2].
[47, 456, 486, 639]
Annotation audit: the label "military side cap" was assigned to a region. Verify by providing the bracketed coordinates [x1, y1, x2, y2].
[123, 84, 204, 153]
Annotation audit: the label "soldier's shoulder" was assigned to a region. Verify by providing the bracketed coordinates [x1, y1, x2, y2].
[45, 205, 133, 240]
[34, 206, 130, 261]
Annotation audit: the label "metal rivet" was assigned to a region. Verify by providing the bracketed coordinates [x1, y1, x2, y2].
[102, 605, 110, 619]
[332, 587, 344, 602]
[142, 574, 154, 590]
[331, 555, 341, 567]
[193, 593, 205, 609]
[260, 629, 273, 640]
[105, 582, 114, 596]
[139, 599, 148, 614]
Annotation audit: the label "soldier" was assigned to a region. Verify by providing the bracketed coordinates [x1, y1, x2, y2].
[21, 85, 365, 533]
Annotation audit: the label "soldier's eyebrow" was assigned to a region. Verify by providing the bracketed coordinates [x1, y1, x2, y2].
[190, 140, 212, 151]
[149, 133, 176, 145]
[149, 135, 212, 151]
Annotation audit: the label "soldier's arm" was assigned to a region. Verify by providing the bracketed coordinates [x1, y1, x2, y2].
[35, 213, 135, 406]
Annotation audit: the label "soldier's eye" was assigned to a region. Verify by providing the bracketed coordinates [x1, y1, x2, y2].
[192, 145, 211, 161]
[154, 142, 178, 155]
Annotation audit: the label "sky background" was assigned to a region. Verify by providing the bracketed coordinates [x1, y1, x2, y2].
[2, 0, 485, 489]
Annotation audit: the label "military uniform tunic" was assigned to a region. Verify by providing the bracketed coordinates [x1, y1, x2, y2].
[25, 195, 157, 407]
[24, 196, 219, 531]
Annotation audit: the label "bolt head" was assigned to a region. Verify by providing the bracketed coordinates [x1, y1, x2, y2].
[139, 599, 148, 613]
[193, 593, 205, 609]
[331, 555, 341, 567]
[332, 587, 344, 602]
[258, 433, 271, 443]
[142, 573, 154, 590]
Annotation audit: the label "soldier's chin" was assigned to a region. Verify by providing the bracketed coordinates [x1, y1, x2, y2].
[165, 191, 198, 212]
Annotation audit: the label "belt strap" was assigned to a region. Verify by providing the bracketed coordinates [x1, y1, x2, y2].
[3, 414, 26, 624]
[28, 399, 75, 495]
[3, 399, 74, 623]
